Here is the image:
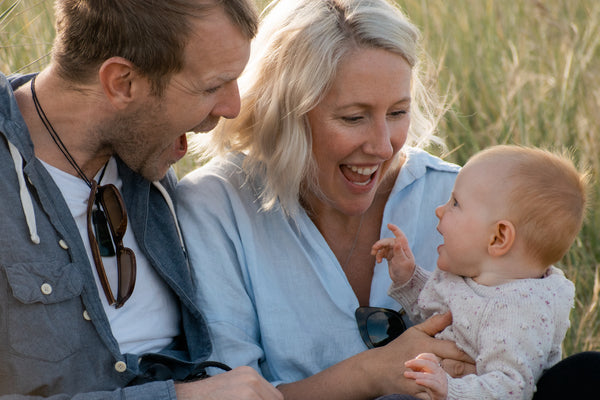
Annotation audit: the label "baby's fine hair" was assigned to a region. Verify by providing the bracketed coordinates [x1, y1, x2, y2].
[470, 145, 588, 266]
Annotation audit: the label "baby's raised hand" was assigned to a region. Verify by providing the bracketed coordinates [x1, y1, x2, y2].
[371, 223, 415, 285]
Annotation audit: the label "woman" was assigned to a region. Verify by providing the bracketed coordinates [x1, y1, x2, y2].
[177, 0, 472, 398]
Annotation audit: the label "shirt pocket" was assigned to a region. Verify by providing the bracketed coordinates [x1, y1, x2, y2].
[3, 261, 85, 362]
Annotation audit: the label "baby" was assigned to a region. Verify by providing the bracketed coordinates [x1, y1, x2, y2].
[372, 145, 588, 400]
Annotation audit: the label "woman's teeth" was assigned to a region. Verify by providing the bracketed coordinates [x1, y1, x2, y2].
[344, 165, 379, 186]
[349, 165, 379, 175]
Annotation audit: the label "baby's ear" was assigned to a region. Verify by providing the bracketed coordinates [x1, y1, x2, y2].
[488, 220, 515, 257]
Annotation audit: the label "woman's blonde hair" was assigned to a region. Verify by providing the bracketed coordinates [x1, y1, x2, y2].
[193, 0, 446, 215]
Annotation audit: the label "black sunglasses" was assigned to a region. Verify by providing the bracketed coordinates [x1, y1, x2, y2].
[355, 306, 407, 349]
[86, 180, 137, 308]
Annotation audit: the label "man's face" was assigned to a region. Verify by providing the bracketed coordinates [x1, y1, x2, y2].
[110, 8, 251, 181]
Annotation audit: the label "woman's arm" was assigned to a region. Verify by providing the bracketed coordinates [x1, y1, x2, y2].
[278, 313, 474, 400]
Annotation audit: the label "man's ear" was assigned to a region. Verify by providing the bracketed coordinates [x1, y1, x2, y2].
[98, 57, 139, 109]
[488, 220, 515, 257]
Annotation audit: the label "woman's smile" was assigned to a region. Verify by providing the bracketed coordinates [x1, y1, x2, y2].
[341, 164, 380, 186]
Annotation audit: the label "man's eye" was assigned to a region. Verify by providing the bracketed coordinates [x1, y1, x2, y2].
[205, 85, 222, 94]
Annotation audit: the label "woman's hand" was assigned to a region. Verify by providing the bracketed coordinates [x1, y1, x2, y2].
[365, 312, 475, 397]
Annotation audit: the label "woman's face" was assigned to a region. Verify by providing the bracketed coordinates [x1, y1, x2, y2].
[306, 47, 411, 216]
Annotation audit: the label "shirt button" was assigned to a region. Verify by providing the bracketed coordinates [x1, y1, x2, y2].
[58, 239, 69, 250]
[114, 361, 127, 373]
[83, 310, 91, 321]
[40, 283, 52, 295]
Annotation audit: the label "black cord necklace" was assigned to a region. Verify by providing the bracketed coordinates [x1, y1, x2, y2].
[30, 74, 104, 187]
[31, 75, 114, 256]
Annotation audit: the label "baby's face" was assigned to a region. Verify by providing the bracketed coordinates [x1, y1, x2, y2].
[435, 160, 508, 278]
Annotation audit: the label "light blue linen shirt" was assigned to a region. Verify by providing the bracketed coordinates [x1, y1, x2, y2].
[176, 147, 459, 387]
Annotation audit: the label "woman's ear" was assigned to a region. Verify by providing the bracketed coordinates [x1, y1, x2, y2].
[98, 57, 138, 109]
[488, 220, 515, 257]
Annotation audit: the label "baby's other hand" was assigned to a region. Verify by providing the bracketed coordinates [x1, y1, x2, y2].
[404, 353, 448, 400]
[371, 223, 415, 285]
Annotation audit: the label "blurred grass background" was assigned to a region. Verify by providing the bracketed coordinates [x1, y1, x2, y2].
[2, 0, 598, 356]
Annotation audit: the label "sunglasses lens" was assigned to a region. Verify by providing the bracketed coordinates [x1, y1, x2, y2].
[99, 186, 127, 238]
[92, 208, 116, 257]
[115, 248, 136, 308]
[356, 307, 407, 348]
[366, 310, 405, 347]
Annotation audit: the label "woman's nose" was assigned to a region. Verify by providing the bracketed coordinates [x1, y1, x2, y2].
[364, 120, 393, 159]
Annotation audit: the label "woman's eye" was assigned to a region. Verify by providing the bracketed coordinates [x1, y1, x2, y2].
[389, 110, 407, 118]
[341, 115, 363, 123]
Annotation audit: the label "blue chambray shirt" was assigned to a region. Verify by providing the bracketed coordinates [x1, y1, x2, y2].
[177, 147, 459, 387]
[0, 73, 212, 399]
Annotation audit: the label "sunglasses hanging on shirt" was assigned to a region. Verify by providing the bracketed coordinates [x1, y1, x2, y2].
[355, 306, 408, 349]
[31, 75, 136, 308]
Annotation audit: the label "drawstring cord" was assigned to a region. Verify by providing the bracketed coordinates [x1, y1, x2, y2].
[8, 141, 40, 244]
[7, 139, 185, 250]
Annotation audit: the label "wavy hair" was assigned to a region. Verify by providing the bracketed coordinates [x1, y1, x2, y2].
[52, 0, 258, 95]
[194, 0, 446, 215]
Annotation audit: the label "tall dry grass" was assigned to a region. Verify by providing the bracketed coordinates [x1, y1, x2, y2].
[397, 0, 600, 355]
[2, 0, 599, 356]
[0, 0, 53, 73]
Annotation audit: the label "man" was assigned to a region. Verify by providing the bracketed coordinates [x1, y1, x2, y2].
[0, 0, 282, 399]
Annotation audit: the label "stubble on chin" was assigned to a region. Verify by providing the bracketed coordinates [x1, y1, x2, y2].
[99, 116, 169, 182]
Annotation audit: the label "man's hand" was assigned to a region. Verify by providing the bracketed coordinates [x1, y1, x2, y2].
[174, 366, 283, 400]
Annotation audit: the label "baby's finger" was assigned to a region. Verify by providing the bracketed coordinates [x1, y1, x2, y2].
[405, 357, 442, 374]
[372, 238, 395, 251]
[387, 223, 405, 239]
[374, 249, 386, 263]
[387, 224, 414, 259]
[404, 370, 432, 382]
[416, 353, 442, 364]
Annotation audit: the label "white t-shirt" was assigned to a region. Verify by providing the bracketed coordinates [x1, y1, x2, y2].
[42, 157, 180, 355]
